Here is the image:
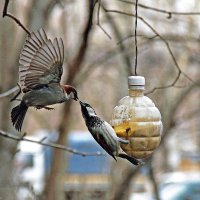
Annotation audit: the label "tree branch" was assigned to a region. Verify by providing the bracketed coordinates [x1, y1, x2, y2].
[96, 0, 112, 39]
[103, 8, 196, 93]
[117, 0, 200, 18]
[0, 129, 105, 157]
[67, 0, 96, 84]
[2, 0, 31, 35]
[0, 86, 19, 99]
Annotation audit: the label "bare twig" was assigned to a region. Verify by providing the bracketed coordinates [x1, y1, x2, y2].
[145, 75, 180, 95]
[2, 0, 9, 17]
[0, 86, 19, 99]
[103, 8, 195, 93]
[96, 0, 112, 40]
[10, 84, 22, 102]
[0, 129, 105, 157]
[117, 33, 200, 45]
[117, 0, 200, 18]
[117, 33, 157, 44]
[2, 0, 31, 35]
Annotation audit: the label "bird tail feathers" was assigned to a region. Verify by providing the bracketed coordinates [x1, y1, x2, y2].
[118, 153, 143, 166]
[11, 101, 28, 131]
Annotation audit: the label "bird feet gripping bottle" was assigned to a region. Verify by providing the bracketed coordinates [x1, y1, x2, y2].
[111, 76, 162, 159]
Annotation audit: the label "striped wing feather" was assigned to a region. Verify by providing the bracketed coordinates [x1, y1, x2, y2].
[19, 28, 64, 93]
[89, 121, 117, 161]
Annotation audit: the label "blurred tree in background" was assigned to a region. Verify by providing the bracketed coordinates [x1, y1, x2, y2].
[1, 0, 200, 200]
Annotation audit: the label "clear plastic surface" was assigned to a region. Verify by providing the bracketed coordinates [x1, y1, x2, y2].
[111, 89, 162, 159]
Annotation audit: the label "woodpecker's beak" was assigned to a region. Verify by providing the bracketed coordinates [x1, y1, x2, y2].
[79, 101, 85, 107]
[74, 96, 78, 101]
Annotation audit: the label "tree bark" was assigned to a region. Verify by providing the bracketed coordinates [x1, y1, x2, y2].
[45, 1, 95, 199]
[0, 3, 19, 199]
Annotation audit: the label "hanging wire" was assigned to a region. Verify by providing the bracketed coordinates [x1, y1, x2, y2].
[134, 0, 139, 76]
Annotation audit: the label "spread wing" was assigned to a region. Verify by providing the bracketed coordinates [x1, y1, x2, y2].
[19, 28, 64, 93]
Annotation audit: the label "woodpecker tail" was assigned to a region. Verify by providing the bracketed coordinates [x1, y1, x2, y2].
[118, 153, 143, 166]
[11, 101, 28, 131]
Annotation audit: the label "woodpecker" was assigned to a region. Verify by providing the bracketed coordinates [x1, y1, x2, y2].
[11, 28, 78, 131]
[79, 101, 142, 165]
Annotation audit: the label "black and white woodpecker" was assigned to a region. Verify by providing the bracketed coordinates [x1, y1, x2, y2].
[79, 101, 142, 165]
[11, 28, 78, 131]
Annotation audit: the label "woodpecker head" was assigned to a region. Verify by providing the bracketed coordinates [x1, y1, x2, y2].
[63, 85, 78, 101]
[79, 101, 97, 120]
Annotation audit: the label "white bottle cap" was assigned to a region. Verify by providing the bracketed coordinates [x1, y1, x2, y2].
[128, 76, 145, 86]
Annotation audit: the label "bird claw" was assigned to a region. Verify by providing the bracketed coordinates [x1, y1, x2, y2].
[44, 106, 54, 110]
[35, 106, 54, 110]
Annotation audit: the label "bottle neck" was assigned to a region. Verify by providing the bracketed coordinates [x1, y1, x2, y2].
[128, 87, 144, 97]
